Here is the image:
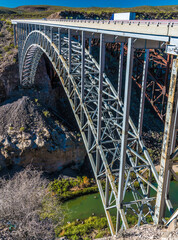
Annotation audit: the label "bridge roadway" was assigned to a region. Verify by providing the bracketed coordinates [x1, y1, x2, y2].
[11, 19, 178, 235]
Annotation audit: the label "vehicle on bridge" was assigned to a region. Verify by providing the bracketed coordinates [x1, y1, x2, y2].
[110, 12, 136, 21]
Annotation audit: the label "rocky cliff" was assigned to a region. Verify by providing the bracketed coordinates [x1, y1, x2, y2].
[0, 95, 86, 172]
[0, 20, 86, 172]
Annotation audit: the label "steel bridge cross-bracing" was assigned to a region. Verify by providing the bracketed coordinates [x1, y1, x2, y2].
[12, 18, 178, 235]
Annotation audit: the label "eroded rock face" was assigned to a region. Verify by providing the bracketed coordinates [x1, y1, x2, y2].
[0, 21, 19, 103]
[98, 223, 178, 240]
[0, 96, 86, 172]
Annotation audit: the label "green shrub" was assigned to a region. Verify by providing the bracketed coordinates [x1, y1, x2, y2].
[43, 110, 50, 117]
[0, 32, 5, 37]
[95, 231, 105, 238]
[3, 45, 11, 52]
[49, 178, 98, 202]
[5, 20, 11, 25]
[9, 43, 14, 48]
[56, 216, 110, 239]
[19, 127, 25, 132]
[7, 27, 13, 33]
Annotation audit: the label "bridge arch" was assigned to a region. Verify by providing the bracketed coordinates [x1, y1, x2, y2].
[18, 29, 166, 234]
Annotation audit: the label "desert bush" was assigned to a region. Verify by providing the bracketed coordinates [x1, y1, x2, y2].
[57, 216, 110, 239]
[49, 177, 98, 201]
[0, 32, 5, 37]
[19, 126, 25, 132]
[3, 45, 11, 52]
[0, 167, 62, 240]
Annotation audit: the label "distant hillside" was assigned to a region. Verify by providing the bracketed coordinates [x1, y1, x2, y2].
[0, 5, 178, 19]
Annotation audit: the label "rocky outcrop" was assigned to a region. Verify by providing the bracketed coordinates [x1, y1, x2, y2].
[47, 11, 112, 20]
[97, 221, 178, 240]
[0, 96, 86, 172]
[0, 20, 86, 173]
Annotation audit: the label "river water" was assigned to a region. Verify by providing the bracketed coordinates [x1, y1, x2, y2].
[63, 181, 178, 223]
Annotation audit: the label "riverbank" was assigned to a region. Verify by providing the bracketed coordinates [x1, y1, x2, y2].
[52, 176, 178, 239]
[49, 176, 98, 202]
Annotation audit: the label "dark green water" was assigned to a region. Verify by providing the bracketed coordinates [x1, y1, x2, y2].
[63, 181, 178, 223]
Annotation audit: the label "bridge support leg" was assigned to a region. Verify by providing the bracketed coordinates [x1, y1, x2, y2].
[138, 49, 149, 137]
[81, 31, 85, 127]
[13, 25, 17, 46]
[68, 29, 72, 74]
[51, 27, 53, 43]
[96, 33, 105, 174]
[118, 42, 124, 100]
[58, 28, 61, 55]
[154, 57, 178, 224]
[117, 37, 134, 230]
[88, 37, 92, 55]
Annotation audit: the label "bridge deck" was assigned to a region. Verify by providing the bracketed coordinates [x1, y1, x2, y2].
[12, 19, 178, 42]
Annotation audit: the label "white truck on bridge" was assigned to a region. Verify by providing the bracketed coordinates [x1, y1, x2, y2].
[110, 12, 136, 21]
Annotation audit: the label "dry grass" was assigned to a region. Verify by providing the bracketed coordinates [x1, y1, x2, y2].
[0, 166, 61, 240]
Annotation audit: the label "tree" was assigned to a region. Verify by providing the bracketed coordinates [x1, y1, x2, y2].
[0, 166, 63, 240]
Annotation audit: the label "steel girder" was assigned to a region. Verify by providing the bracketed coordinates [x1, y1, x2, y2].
[15, 22, 177, 234]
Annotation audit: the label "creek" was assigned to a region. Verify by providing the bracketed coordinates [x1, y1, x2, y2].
[63, 181, 178, 223]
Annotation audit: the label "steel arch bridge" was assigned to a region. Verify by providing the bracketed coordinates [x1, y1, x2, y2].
[12, 19, 178, 235]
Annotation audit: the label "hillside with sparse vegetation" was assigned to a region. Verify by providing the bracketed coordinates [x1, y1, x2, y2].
[0, 5, 178, 19]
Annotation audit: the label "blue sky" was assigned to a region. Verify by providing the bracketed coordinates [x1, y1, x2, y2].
[0, 0, 177, 8]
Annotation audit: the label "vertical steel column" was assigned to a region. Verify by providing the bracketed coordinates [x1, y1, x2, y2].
[58, 28, 61, 54]
[89, 37, 92, 55]
[81, 31, 85, 126]
[13, 25, 17, 46]
[118, 42, 124, 100]
[51, 27, 53, 42]
[138, 49, 149, 137]
[68, 29, 72, 73]
[96, 33, 105, 174]
[170, 97, 178, 155]
[88, 126, 92, 150]
[154, 57, 178, 224]
[25, 24, 27, 38]
[105, 176, 109, 208]
[117, 37, 134, 230]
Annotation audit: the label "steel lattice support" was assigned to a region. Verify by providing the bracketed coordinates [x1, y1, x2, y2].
[13, 22, 178, 235]
[154, 57, 178, 224]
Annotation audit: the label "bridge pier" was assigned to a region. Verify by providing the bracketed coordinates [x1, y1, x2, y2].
[138, 49, 149, 137]
[118, 37, 134, 230]
[13, 24, 17, 46]
[96, 33, 105, 175]
[81, 31, 85, 127]
[154, 57, 178, 224]
[117, 42, 124, 100]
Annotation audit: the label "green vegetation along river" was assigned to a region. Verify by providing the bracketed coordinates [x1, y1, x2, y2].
[63, 181, 178, 223]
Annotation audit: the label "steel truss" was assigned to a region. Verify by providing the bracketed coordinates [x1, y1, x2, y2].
[15, 22, 177, 235]
[105, 42, 172, 122]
